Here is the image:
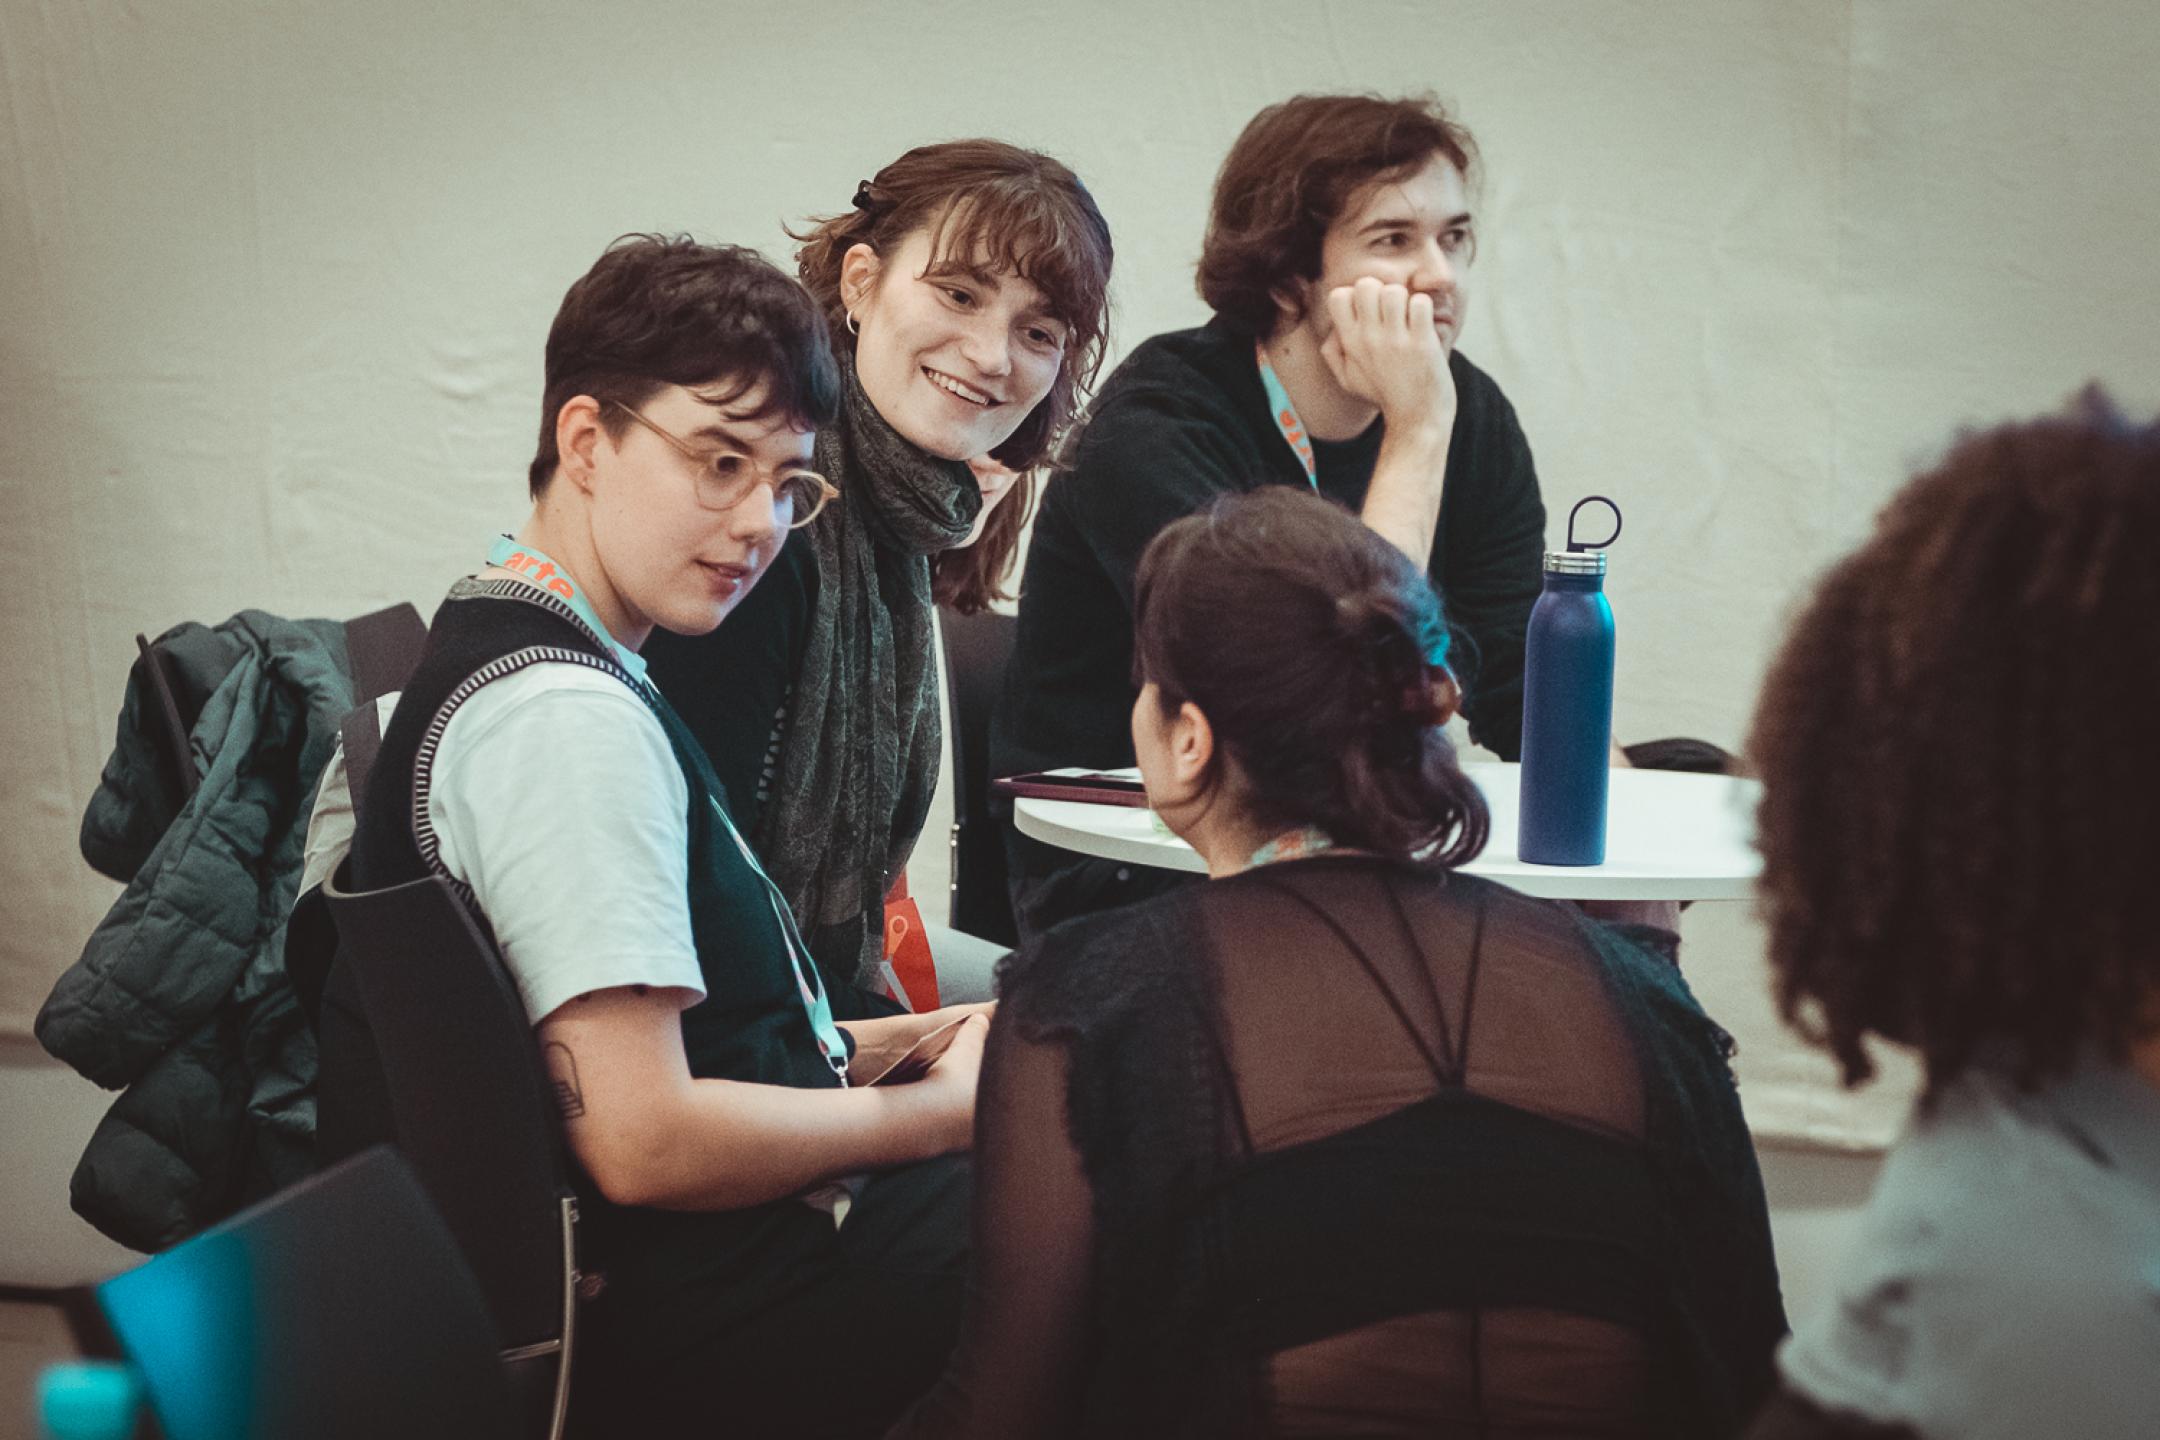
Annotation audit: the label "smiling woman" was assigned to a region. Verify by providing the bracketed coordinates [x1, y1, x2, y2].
[643, 140, 1114, 1013]
[795, 139, 1116, 612]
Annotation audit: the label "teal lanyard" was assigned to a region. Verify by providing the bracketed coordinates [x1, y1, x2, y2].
[481, 535, 852, 1083]
[713, 796, 852, 1083]
[1248, 825, 1334, 869]
[1254, 341, 1318, 488]
[486, 535, 650, 684]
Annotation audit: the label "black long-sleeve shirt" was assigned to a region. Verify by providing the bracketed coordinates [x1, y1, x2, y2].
[991, 318, 1546, 925]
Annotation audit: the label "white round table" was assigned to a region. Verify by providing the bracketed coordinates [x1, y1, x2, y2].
[1013, 762, 1761, 901]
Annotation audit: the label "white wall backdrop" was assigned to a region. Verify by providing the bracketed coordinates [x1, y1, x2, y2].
[4, 0, 2157, 1220]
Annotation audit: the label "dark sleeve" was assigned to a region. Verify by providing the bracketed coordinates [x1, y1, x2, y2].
[1743, 1386, 1921, 1440]
[1593, 917, 1684, 967]
[1062, 386, 1263, 611]
[887, 1009, 1095, 1440]
[1437, 362, 1545, 761]
[640, 539, 813, 830]
[992, 384, 1260, 930]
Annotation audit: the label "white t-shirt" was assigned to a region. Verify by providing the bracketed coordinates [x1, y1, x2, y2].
[301, 664, 707, 1025]
[1778, 1058, 2160, 1438]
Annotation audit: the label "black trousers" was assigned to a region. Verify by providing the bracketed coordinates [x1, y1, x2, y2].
[581, 1155, 973, 1440]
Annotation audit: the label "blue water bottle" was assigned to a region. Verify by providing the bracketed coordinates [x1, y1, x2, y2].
[1517, 496, 1622, 866]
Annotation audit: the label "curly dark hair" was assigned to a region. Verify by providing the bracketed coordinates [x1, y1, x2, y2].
[529, 234, 838, 498]
[1747, 387, 2160, 1100]
[1197, 93, 1478, 338]
[1134, 487, 1488, 867]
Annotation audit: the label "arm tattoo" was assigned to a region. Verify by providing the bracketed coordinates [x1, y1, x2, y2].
[543, 1041, 587, 1120]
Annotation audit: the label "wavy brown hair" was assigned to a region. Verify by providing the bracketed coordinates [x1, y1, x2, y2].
[1197, 93, 1478, 339]
[933, 470, 1038, 614]
[791, 140, 1114, 614]
[1135, 487, 1488, 866]
[1748, 388, 2160, 1100]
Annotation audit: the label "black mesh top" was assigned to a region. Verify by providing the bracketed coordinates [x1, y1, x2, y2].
[893, 856, 1784, 1439]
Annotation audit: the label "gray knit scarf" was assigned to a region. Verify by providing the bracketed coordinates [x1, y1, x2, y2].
[752, 350, 982, 993]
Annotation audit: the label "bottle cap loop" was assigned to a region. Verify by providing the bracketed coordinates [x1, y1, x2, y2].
[1565, 495, 1623, 553]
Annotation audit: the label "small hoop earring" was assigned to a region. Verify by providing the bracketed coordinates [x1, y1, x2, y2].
[844, 309, 860, 337]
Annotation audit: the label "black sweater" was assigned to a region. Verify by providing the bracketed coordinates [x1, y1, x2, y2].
[991, 319, 1545, 873]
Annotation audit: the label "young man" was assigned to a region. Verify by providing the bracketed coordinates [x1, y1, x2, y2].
[314, 235, 987, 1437]
[993, 94, 1547, 937]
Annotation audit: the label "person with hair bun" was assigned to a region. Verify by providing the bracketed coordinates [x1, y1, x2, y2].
[894, 488, 1784, 1439]
[645, 139, 1114, 1011]
[1745, 392, 2160, 1440]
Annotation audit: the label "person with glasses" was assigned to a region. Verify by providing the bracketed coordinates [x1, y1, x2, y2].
[643, 141, 1114, 1014]
[313, 236, 987, 1438]
[606, 396, 840, 527]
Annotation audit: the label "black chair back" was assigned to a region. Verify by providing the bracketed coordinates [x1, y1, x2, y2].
[283, 602, 429, 1025]
[342, 601, 429, 705]
[936, 606, 1019, 946]
[88, 1145, 515, 1440]
[321, 868, 581, 1440]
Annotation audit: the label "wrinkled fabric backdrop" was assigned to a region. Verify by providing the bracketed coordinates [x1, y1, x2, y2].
[4, 0, 2157, 1152]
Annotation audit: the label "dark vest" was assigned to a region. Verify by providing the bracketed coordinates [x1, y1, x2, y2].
[322, 580, 849, 1346]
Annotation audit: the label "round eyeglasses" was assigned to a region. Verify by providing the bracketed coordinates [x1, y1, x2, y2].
[608, 401, 837, 529]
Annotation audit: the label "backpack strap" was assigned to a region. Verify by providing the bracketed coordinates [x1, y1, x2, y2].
[409, 645, 643, 908]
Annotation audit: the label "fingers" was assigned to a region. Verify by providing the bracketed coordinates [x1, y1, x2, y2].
[1342, 276, 1385, 330]
[1376, 281, 1408, 331]
[941, 1012, 991, 1059]
[1326, 282, 1358, 336]
[1328, 278, 1433, 341]
[1407, 290, 1435, 333]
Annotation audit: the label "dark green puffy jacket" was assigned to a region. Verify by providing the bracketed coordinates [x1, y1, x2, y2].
[37, 611, 357, 1251]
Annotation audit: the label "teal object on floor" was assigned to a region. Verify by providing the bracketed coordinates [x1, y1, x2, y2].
[35, 1361, 143, 1440]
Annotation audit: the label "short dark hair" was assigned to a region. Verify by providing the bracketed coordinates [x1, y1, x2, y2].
[1748, 387, 2160, 1101]
[791, 140, 1115, 615]
[528, 234, 840, 498]
[1134, 487, 1488, 866]
[1197, 93, 1479, 338]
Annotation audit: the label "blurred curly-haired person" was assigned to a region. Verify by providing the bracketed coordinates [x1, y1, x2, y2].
[1744, 389, 2160, 1440]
